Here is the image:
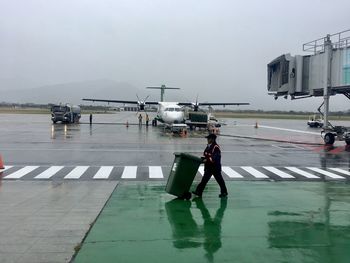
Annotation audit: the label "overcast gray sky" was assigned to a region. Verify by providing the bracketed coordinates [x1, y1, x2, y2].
[1, 0, 350, 110]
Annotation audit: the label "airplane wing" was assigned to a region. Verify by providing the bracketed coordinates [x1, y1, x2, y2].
[177, 102, 250, 106]
[178, 101, 250, 111]
[82, 98, 159, 105]
[197, 102, 250, 106]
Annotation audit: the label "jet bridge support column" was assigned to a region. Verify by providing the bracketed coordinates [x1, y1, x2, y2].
[323, 35, 332, 129]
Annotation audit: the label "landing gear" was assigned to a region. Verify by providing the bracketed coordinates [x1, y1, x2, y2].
[324, 133, 335, 145]
[322, 126, 350, 146]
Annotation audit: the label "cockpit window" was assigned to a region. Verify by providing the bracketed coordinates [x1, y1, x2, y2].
[164, 107, 182, 112]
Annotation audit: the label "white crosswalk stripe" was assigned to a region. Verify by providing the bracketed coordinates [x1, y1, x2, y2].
[222, 166, 243, 178]
[35, 166, 64, 179]
[64, 166, 89, 179]
[0, 166, 13, 172]
[0, 165, 348, 181]
[242, 166, 269, 178]
[149, 166, 163, 178]
[198, 166, 204, 176]
[5, 166, 39, 179]
[285, 167, 319, 179]
[263, 166, 295, 179]
[121, 166, 137, 179]
[93, 166, 114, 179]
[307, 167, 345, 179]
[329, 168, 350, 176]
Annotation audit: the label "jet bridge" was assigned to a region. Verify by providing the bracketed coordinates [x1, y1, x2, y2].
[267, 29, 350, 145]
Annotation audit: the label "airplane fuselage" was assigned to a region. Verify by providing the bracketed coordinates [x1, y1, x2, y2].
[156, 102, 184, 124]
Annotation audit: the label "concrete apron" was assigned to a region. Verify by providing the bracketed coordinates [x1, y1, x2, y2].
[0, 181, 117, 263]
[73, 181, 350, 263]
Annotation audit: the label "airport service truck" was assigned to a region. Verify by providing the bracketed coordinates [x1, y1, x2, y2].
[51, 104, 81, 123]
[185, 112, 221, 130]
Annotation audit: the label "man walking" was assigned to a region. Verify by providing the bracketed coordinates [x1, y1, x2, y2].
[192, 134, 228, 198]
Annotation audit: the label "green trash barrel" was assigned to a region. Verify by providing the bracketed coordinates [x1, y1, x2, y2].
[166, 152, 202, 199]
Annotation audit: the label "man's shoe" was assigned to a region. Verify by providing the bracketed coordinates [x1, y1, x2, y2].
[219, 193, 228, 198]
[192, 191, 202, 197]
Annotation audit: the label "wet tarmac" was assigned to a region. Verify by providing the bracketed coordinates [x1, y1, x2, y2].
[1, 112, 350, 262]
[1, 112, 350, 169]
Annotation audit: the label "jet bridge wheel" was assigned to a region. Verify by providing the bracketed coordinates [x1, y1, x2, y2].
[324, 133, 335, 145]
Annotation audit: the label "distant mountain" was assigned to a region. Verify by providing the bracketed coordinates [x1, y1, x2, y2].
[0, 79, 153, 105]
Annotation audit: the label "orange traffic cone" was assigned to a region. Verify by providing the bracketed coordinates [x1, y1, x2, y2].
[0, 154, 4, 169]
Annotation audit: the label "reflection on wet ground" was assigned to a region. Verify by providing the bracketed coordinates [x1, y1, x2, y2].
[73, 181, 350, 263]
[50, 123, 81, 139]
[166, 198, 227, 262]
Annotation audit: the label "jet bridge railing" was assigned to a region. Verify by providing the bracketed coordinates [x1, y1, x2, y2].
[303, 29, 350, 54]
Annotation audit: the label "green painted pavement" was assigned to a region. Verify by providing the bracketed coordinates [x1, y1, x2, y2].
[73, 182, 350, 263]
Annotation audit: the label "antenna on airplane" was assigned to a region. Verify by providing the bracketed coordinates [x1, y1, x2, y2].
[146, 84, 180, 102]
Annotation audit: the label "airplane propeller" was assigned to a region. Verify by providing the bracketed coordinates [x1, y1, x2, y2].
[192, 95, 200, 111]
[136, 94, 150, 111]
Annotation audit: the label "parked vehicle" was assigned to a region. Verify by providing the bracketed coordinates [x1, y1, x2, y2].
[51, 104, 81, 123]
[307, 114, 324, 128]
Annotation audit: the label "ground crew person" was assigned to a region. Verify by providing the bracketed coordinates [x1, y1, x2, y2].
[192, 133, 228, 198]
[138, 114, 143, 126]
[145, 114, 150, 126]
[89, 113, 92, 124]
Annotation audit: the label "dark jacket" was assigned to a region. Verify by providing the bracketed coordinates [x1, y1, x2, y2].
[203, 142, 221, 172]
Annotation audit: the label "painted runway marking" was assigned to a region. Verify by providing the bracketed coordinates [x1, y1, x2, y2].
[259, 125, 320, 135]
[222, 166, 243, 178]
[0, 166, 13, 172]
[93, 166, 114, 179]
[149, 166, 163, 178]
[329, 168, 350, 176]
[121, 166, 137, 179]
[328, 147, 345, 154]
[1, 165, 349, 181]
[64, 166, 89, 179]
[285, 167, 319, 179]
[5, 166, 39, 179]
[241, 166, 269, 178]
[307, 167, 345, 179]
[35, 166, 64, 179]
[263, 166, 295, 179]
[198, 166, 204, 176]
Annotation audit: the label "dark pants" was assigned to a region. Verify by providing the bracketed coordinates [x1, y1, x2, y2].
[195, 167, 228, 195]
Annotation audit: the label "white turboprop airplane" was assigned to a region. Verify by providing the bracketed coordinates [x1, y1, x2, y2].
[82, 97, 249, 127]
[82, 86, 249, 125]
[82, 97, 185, 124]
